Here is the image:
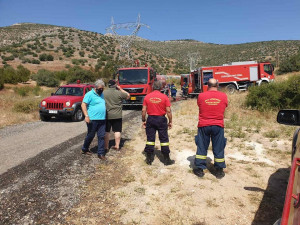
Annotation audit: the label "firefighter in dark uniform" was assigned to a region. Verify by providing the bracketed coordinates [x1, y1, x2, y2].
[170, 83, 177, 101]
[142, 80, 174, 165]
[182, 81, 188, 97]
[193, 78, 228, 179]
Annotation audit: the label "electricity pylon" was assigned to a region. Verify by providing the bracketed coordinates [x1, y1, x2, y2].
[106, 14, 150, 60]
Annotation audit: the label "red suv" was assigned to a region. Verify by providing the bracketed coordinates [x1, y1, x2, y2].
[39, 82, 95, 122]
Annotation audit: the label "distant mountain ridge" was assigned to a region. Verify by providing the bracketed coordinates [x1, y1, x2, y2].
[0, 23, 300, 74]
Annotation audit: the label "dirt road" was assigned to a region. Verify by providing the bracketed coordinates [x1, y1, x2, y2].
[0, 110, 139, 224]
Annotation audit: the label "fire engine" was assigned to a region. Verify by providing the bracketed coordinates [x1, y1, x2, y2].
[181, 61, 275, 95]
[117, 65, 166, 105]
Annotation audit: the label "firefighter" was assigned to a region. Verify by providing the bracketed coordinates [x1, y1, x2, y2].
[142, 80, 174, 166]
[164, 83, 170, 96]
[193, 78, 228, 179]
[170, 83, 177, 101]
[182, 81, 188, 97]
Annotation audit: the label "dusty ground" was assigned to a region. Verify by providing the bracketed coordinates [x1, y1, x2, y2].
[66, 95, 294, 225]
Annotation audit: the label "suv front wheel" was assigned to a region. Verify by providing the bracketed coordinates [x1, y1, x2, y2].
[72, 108, 84, 122]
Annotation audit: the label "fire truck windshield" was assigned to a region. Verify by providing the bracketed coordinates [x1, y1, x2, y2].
[118, 69, 148, 84]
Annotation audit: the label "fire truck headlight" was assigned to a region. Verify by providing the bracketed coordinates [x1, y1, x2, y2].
[66, 101, 71, 107]
[42, 101, 46, 106]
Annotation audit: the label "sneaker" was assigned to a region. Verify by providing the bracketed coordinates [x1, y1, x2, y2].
[162, 153, 175, 166]
[215, 168, 225, 179]
[193, 168, 204, 177]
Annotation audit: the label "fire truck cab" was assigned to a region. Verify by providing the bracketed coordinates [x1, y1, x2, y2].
[117, 66, 157, 105]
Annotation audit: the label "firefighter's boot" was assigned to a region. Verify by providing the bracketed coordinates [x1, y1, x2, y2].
[162, 152, 174, 166]
[146, 152, 154, 165]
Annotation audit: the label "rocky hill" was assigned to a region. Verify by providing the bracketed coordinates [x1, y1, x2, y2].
[0, 23, 300, 75]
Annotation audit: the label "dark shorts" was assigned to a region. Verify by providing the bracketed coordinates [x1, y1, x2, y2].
[106, 118, 122, 132]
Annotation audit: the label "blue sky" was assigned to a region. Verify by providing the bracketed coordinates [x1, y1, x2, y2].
[0, 0, 299, 44]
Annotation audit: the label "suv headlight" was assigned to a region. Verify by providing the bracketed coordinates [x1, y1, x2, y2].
[42, 101, 46, 106]
[66, 101, 71, 107]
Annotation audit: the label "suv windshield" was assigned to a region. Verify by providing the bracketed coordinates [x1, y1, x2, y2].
[119, 69, 148, 84]
[55, 87, 83, 96]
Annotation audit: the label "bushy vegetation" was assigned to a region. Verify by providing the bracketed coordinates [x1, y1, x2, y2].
[39, 53, 54, 61]
[277, 50, 300, 74]
[0, 65, 30, 84]
[0, 67, 4, 90]
[31, 69, 59, 87]
[66, 66, 96, 83]
[246, 75, 300, 111]
[13, 99, 40, 113]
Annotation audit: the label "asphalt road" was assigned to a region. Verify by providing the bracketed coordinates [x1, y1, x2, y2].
[0, 109, 140, 224]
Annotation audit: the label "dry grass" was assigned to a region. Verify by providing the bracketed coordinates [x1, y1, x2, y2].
[0, 82, 55, 128]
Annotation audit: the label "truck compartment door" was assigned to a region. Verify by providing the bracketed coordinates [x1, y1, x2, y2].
[250, 66, 258, 81]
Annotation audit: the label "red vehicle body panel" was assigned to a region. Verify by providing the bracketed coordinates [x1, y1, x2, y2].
[39, 82, 95, 121]
[117, 66, 158, 105]
[181, 62, 275, 95]
[281, 158, 300, 224]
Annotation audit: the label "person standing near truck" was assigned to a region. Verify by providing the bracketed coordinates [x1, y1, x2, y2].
[142, 80, 174, 166]
[104, 80, 130, 151]
[170, 83, 177, 101]
[193, 78, 228, 179]
[81, 79, 107, 160]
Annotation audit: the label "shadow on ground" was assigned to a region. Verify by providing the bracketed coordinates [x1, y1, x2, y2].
[90, 138, 130, 154]
[187, 155, 218, 176]
[250, 167, 289, 225]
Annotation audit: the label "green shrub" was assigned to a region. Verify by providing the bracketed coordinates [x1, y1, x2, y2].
[14, 86, 32, 97]
[31, 59, 40, 64]
[3, 66, 18, 84]
[32, 69, 59, 87]
[0, 68, 4, 90]
[39, 53, 54, 61]
[66, 66, 96, 83]
[13, 99, 40, 113]
[16, 65, 30, 83]
[33, 85, 41, 96]
[246, 75, 300, 111]
[54, 70, 68, 81]
[277, 50, 300, 75]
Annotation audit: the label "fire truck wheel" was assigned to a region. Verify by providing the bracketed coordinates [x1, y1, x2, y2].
[225, 84, 237, 94]
[40, 114, 51, 122]
[72, 108, 84, 122]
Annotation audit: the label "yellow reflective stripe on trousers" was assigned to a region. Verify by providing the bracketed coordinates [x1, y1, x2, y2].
[146, 141, 155, 145]
[160, 142, 169, 146]
[215, 158, 225, 162]
[196, 155, 207, 159]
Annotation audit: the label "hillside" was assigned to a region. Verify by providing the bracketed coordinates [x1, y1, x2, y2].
[0, 23, 300, 75]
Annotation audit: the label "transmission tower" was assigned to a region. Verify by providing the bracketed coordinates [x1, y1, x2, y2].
[188, 52, 200, 71]
[106, 14, 150, 60]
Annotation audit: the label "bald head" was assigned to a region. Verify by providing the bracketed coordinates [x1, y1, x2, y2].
[208, 78, 218, 89]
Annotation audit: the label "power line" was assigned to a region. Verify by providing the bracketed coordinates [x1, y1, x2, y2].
[106, 14, 150, 60]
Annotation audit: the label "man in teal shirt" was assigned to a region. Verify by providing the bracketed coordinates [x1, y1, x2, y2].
[81, 79, 107, 160]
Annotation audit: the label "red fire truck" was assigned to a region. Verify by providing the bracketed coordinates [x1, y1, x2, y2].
[117, 65, 166, 105]
[181, 61, 275, 95]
